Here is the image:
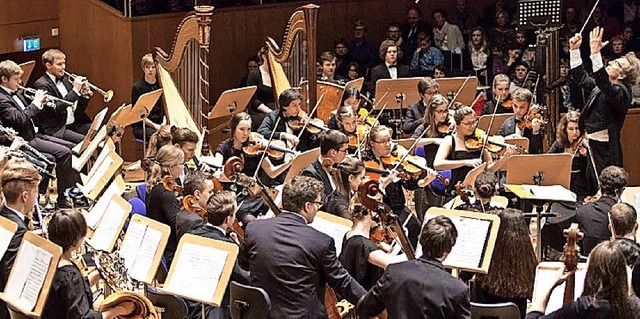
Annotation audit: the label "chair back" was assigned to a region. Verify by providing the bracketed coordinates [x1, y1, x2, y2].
[470, 302, 520, 319]
[146, 286, 188, 319]
[136, 183, 147, 202]
[129, 197, 147, 216]
[229, 281, 271, 319]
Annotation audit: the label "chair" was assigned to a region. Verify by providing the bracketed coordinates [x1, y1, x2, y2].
[146, 286, 188, 319]
[136, 183, 147, 202]
[129, 197, 147, 216]
[229, 281, 271, 319]
[470, 302, 520, 319]
[154, 257, 168, 284]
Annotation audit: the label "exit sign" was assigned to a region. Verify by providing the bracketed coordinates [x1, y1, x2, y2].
[22, 38, 40, 52]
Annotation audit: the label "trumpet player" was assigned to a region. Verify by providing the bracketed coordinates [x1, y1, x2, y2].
[33, 49, 91, 142]
[0, 60, 80, 208]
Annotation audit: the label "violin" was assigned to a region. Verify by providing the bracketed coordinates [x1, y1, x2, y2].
[286, 110, 329, 135]
[379, 144, 450, 186]
[436, 119, 453, 135]
[498, 94, 513, 109]
[347, 124, 371, 150]
[570, 133, 588, 157]
[357, 108, 378, 127]
[242, 132, 297, 161]
[517, 105, 547, 130]
[162, 176, 183, 195]
[563, 223, 583, 305]
[464, 128, 526, 154]
[455, 182, 471, 205]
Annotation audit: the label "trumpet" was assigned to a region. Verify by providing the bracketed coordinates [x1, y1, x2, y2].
[64, 70, 114, 103]
[18, 85, 74, 107]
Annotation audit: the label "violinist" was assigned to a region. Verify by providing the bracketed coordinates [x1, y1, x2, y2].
[482, 74, 513, 115]
[171, 126, 199, 184]
[434, 106, 514, 198]
[547, 111, 598, 199]
[328, 87, 362, 130]
[256, 88, 318, 152]
[175, 170, 217, 241]
[496, 88, 544, 154]
[324, 157, 365, 219]
[335, 105, 362, 155]
[213, 112, 293, 225]
[301, 130, 349, 207]
[453, 171, 503, 215]
[145, 144, 185, 266]
[186, 191, 250, 319]
[338, 203, 407, 291]
[403, 77, 439, 135]
[362, 124, 424, 248]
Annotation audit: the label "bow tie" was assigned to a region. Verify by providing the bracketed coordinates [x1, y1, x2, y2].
[55, 76, 64, 83]
[10, 91, 17, 96]
[388, 64, 397, 68]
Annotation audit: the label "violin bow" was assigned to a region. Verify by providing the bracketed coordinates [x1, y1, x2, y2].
[253, 115, 282, 180]
[295, 93, 325, 140]
[390, 124, 431, 173]
[448, 74, 472, 109]
[357, 100, 390, 151]
[478, 93, 501, 159]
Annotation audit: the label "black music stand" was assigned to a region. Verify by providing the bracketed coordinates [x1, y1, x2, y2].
[374, 77, 422, 138]
[518, 0, 563, 30]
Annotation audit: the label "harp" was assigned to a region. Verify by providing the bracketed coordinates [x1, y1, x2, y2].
[154, 6, 214, 155]
[263, 4, 319, 110]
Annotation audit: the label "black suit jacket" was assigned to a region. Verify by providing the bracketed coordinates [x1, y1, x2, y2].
[256, 109, 318, 152]
[497, 116, 544, 154]
[0, 89, 42, 141]
[0, 205, 28, 319]
[240, 212, 366, 319]
[32, 74, 84, 135]
[175, 210, 204, 241]
[575, 196, 618, 255]
[402, 100, 426, 134]
[357, 257, 470, 319]
[370, 64, 410, 88]
[33, 74, 91, 126]
[301, 159, 334, 199]
[187, 225, 250, 319]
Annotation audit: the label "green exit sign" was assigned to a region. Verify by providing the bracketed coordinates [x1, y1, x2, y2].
[22, 38, 40, 52]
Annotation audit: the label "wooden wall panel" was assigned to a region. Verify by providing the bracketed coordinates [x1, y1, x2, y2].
[621, 108, 640, 186]
[0, 0, 58, 24]
[0, 0, 59, 54]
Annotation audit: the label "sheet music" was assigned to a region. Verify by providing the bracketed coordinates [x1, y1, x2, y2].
[89, 200, 126, 252]
[119, 222, 162, 282]
[310, 216, 351, 256]
[167, 243, 228, 302]
[85, 180, 125, 229]
[74, 127, 105, 171]
[84, 156, 114, 192]
[5, 241, 52, 311]
[0, 226, 14, 261]
[534, 263, 587, 314]
[421, 214, 491, 269]
[522, 185, 576, 202]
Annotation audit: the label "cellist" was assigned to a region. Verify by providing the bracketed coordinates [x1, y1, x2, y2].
[175, 170, 217, 241]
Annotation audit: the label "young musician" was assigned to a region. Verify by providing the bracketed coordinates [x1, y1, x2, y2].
[171, 126, 198, 164]
[403, 77, 439, 135]
[453, 171, 503, 214]
[186, 191, 250, 319]
[576, 166, 629, 255]
[256, 88, 318, 152]
[482, 74, 513, 115]
[175, 170, 217, 241]
[145, 144, 185, 265]
[472, 209, 537, 318]
[496, 88, 544, 154]
[246, 50, 275, 130]
[434, 106, 513, 198]
[318, 51, 346, 84]
[609, 203, 640, 296]
[339, 203, 407, 290]
[334, 105, 360, 155]
[33, 49, 88, 143]
[370, 40, 410, 86]
[528, 241, 640, 318]
[44, 209, 131, 319]
[356, 215, 471, 318]
[213, 112, 292, 224]
[569, 27, 640, 173]
[301, 130, 349, 206]
[146, 124, 172, 157]
[131, 54, 165, 141]
[548, 111, 598, 198]
[324, 157, 365, 219]
[240, 176, 366, 318]
[0, 159, 41, 319]
[0, 60, 79, 208]
[328, 88, 362, 130]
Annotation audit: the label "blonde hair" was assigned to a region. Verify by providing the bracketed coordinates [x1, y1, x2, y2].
[146, 144, 184, 191]
[422, 94, 449, 137]
[1, 158, 41, 204]
[367, 125, 392, 149]
[140, 53, 155, 69]
[42, 49, 65, 65]
[146, 125, 173, 157]
[0, 60, 23, 80]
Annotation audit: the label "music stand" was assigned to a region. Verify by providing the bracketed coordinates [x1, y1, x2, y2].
[207, 86, 255, 134]
[436, 76, 479, 106]
[343, 77, 364, 93]
[19, 61, 36, 85]
[374, 77, 422, 138]
[477, 114, 513, 136]
[73, 107, 108, 156]
[284, 147, 321, 183]
[504, 154, 574, 260]
[132, 89, 163, 156]
[518, 0, 563, 30]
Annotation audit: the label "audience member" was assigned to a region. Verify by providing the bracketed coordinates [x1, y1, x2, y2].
[432, 9, 465, 53]
[318, 51, 345, 84]
[371, 40, 409, 86]
[450, 0, 477, 43]
[334, 39, 352, 78]
[401, 7, 431, 63]
[410, 32, 444, 74]
[488, 10, 516, 61]
[433, 65, 446, 78]
[467, 27, 492, 86]
[348, 20, 378, 75]
[239, 55, 260, 87]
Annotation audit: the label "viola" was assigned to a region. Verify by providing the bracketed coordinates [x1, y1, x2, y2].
[347, 124, 371, 150]
[162, 176, 183, 195]
[517, 105, 547, 130]
[242, 132, 297, 161]
[379, 144, 450, 186]
[436, 120, 453, 135]
[464, 128, 526, 154]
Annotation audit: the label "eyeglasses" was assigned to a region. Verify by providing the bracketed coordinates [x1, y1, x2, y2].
[372, 139, 392, 145]
[460, 119, 478, 126]
[337, 147, 348, 153]
[435, 109, 449, 114]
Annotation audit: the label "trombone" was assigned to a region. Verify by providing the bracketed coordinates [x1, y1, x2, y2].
[63, 70, 114, 103]
[18, 85, 74, 107]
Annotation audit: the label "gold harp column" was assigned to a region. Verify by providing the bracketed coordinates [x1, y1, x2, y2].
[302, 4, 319, 112]
[196, 6, 214, 130]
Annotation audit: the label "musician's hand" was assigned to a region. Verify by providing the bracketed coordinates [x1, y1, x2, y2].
[377, 241, 393, 253]
[34, 90, 47, 106]
[9, 136, 26, 150]
[589, 27, 608, 55]
[569, 34, 582, 50]
[532, 118, 542, 134]
[504, 146, 518, 157]
[417, 169, 438, 188]
[72, 76, 85, 92]
[465, 158, 483, 168]
[280, 133, 299, 147]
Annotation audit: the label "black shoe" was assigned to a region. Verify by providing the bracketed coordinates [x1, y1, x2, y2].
[57, 196, 73, 209]
[65, 188, 89, 208]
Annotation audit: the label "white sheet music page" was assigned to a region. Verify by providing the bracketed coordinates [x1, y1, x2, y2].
[534, 262, 587, 314]
[0, 226, 15, 261]
[522, 185, 576, 202]
[84, 157, 114, 192]
[120, 222, 163, 282]
[309, 216, 351, 256]
[4, 241, 52, 311]
[85, 179, 125, 229]
[89, 200, 126, 252]
[167, 242, 228, 302]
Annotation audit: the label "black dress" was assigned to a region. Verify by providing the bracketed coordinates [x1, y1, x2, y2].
[131, 78, 165, 140]
[446, 135, 482, 198]
[246, 69, 275, 131]
[43, 264, 101, 319]
[339, 234, 384, 291]
[146, 184, 180, 265]
[525, 296, 640, 319]
[548, 140, 598, 198]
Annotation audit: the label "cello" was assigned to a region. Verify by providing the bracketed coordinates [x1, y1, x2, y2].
[562, 223, 583, 305]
